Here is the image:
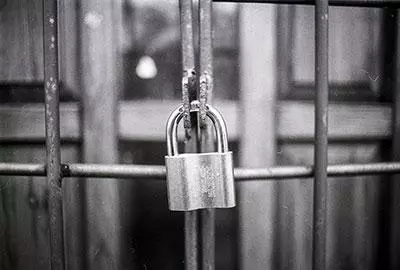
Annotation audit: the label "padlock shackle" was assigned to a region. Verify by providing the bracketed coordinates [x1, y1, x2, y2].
[166, 100, 229, 156]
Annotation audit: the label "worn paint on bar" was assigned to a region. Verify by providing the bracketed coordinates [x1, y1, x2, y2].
[43, 0, 65, 269]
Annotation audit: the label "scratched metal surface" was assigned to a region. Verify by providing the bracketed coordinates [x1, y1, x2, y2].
[166, 152, 235, 211]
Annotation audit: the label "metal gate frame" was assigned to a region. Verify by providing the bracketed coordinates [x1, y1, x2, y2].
[1, 0, 400, 269]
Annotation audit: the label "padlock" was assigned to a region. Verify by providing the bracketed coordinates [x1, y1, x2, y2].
[165, 100, 236, 211]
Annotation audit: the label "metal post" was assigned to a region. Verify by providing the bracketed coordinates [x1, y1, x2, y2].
[43, 0, 65, 269]
[390, 9, 400, 269]
[180, 1, 199, 269]
[313, 0, 329, 269]
[199, 1, 215, 269]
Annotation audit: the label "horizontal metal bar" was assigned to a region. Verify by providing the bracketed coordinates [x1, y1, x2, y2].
[0, 163, 46, 176]
[1, 162, 400, 179]
[64, 164, 166, 179]
[213, 0, 400, 8]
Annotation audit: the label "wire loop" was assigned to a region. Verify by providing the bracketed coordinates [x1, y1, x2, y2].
[199, 73, 210, 128]
[182, 69, 197, 132]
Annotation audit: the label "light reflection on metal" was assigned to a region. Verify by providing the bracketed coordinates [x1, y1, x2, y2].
[2, 162, 400, 180]
[165, 101, 235, 211]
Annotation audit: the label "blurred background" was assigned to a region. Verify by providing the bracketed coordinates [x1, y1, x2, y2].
[0, 0, 399, 269]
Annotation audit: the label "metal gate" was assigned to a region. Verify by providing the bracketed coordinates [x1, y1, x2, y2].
[1, 0, 399, 269]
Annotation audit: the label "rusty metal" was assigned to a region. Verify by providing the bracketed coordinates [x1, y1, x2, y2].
[199, 0, 213, 128]
[180, 0, 197, 132]
[168, 101, 229, 155]
[313, 0, 329, 267]
[180, 0, 199, 268]
[43, 0, 65, 269]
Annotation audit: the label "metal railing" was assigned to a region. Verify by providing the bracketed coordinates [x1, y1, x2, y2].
[2, 162, 400, 179]
[0, 0, 398, 269]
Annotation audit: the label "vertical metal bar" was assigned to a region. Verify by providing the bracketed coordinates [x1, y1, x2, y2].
[181, 0, 196, 71]
[180, 1, 199, 270]
[199, 0, 213, 125]
[185, 211, 199, 270]
[313, 0, 329, 269]
[390, 10, 400, 270]
[181, 0, 197, 131]
[43, 0, 65, 269]
[199, 1, 215, 270]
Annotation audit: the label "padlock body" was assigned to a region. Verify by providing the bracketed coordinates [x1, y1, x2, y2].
[165, 152, 235, 211]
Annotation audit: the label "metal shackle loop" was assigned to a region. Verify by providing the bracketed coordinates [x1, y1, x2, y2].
[166, 100, 229, 156]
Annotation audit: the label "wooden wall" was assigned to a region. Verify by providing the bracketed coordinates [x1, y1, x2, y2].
[0, 145, 79, 269]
